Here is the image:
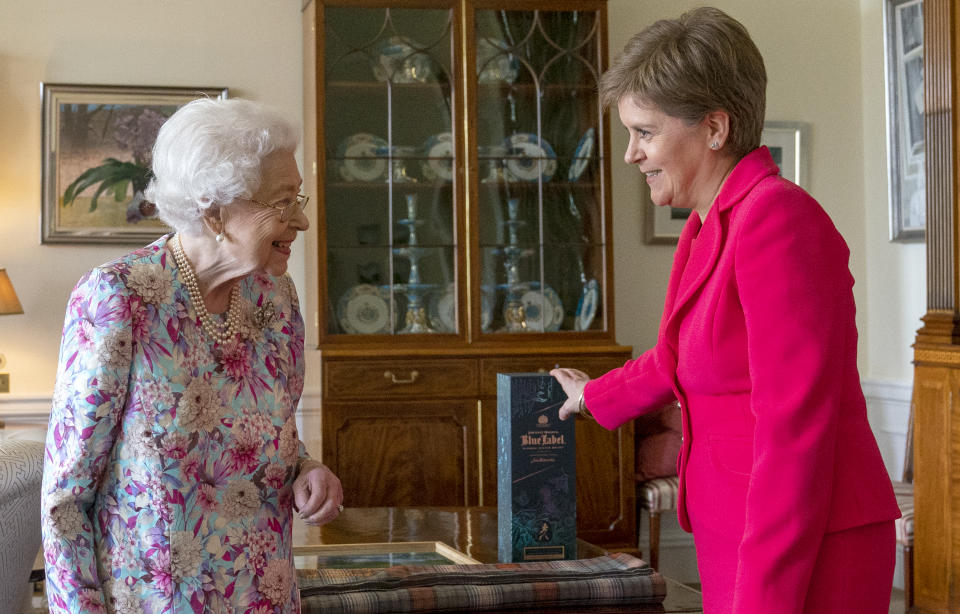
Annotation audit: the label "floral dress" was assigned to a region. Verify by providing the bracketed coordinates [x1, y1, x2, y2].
[41, 234, 310, 614]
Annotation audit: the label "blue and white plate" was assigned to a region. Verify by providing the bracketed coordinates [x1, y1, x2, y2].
[337, 284, 395, 334]
[337, 133, 389, 182]
[568, 127, 595, 182]
[503, 133, 557, 182]
[373, 36, 435, 83]
[428, 284, 493, 333]
[477, 37, 519, 84]
[575, 278, 599, 331]
[420, 132, 454, 182]
[516, 283, 564, 332]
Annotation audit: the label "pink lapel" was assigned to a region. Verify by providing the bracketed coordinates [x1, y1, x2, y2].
[663, 147, 780, 331]
[670, 206, 723, 323]
[662, 212, 702, 317]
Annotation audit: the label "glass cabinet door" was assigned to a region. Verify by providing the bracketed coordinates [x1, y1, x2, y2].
[473, 8, 606, 334]
[323, 5, 459, 336]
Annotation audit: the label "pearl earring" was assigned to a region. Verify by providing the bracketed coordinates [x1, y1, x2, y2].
[216, 233, 225, 244]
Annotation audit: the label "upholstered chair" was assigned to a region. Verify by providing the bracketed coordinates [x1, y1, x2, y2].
[892, 398, 914, 611]
[0, 438, 45, 612]
[634, 402, 682, 571]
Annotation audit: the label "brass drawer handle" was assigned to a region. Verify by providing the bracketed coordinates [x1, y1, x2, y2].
[384, 370, 419, 384]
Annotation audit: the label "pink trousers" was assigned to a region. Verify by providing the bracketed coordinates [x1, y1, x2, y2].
[693, 519, 896, 613]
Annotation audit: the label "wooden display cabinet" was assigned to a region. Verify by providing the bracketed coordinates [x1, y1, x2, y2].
[303, 0, 635, 550]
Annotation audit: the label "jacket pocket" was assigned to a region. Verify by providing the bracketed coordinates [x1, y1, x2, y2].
[707, 435, 753, 478]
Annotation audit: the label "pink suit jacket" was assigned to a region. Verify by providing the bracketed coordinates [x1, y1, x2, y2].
[585, 148, 900, 612]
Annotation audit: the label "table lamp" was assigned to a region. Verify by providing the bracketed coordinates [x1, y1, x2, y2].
[0, 268, 24, 392]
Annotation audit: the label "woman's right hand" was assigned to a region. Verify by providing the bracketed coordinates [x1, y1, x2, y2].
[549, 367, 592, 420]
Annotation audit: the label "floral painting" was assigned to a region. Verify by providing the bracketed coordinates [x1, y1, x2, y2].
[42, 84, 228, 244]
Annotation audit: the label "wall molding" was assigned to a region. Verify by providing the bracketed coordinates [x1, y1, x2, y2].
[0, 388, 326, 423]
[861, 378, 913, 403]
[862, 378, 912, 435]
[0, 394, 52, 423]
[861, 378, 912, 480]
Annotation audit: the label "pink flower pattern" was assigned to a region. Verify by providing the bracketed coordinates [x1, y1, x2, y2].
[41, 235, 309, 613]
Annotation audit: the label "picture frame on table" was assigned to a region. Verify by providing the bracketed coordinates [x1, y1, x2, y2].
[41, 83, 228, 245]
[644, 121, 811, 244]
[293, 541, 480, 574]
[883, 0, 925, 242]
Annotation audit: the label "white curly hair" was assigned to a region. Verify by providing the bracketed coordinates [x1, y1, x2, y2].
[145, 97, 299, 235]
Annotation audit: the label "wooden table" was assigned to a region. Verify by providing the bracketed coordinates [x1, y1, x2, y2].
[294, 506, 702, 613]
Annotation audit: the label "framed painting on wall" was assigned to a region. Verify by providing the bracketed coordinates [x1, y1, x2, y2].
[41, 83, 228, 244]
[883, 0, 925, 242]
[644, 120, 810, 243]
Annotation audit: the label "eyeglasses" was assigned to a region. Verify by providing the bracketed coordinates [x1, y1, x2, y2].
[248, 193, 309, 221]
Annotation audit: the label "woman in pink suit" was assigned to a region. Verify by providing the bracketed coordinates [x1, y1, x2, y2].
[551, 7, 900, 613]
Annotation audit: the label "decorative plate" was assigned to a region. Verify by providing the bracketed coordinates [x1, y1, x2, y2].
[477, 37, 518, 84]
[503, 133, 557, 182]
[337, 133, 389, 182]
[574, 278, 599, 331]
[428, 285, 493, 333]
[568, 127, 595, 182]
[373, 36, 434, 83]
[421, 132, 454, 182]
[517, 283, 564, 332]
[337, 284, 395, 334]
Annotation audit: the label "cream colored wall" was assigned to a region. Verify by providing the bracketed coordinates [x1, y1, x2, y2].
[0, 0, 305, 396]
[0, 0, 923, 400]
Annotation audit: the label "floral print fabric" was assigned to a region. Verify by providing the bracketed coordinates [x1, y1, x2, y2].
[42, 234, 308, 614]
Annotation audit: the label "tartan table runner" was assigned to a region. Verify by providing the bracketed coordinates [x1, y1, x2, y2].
[300, 552, 666, 613]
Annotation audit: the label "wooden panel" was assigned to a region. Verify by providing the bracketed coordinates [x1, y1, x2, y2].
[480, 399, 497, 506]
[479, 354, 629, 396]
[323, 400, 480, 507]
[914, 366, 953, 612]
[324, 359, 478, 399]
[575, 418, 635, 547]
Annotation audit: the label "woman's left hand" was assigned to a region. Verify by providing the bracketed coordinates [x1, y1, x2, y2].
[293, 459, 344, 525]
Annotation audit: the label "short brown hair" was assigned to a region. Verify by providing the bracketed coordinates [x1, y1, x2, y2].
[599, 7, 766, 159]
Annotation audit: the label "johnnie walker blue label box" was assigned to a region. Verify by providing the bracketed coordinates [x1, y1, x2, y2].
[497, 373, 576, 563]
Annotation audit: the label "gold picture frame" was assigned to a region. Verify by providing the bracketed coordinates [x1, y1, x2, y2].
[294, 541, 480, 573]
[40, 83, 228, 244]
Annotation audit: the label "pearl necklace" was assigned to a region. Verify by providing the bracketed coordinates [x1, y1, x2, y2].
[171, 235, 242, 344]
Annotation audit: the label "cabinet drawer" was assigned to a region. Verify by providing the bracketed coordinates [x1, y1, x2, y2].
[324, 359, 478, 399]
[479, 355, 628, 396]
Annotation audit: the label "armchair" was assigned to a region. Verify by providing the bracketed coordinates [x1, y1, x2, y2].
[634, 402, 682, 571]
[0, 439, 45, 612]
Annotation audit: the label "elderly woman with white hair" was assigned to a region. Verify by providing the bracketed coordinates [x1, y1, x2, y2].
[41, 97, 343, 613]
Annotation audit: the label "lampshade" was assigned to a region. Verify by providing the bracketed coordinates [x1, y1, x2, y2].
[0, 269, 24, 315]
